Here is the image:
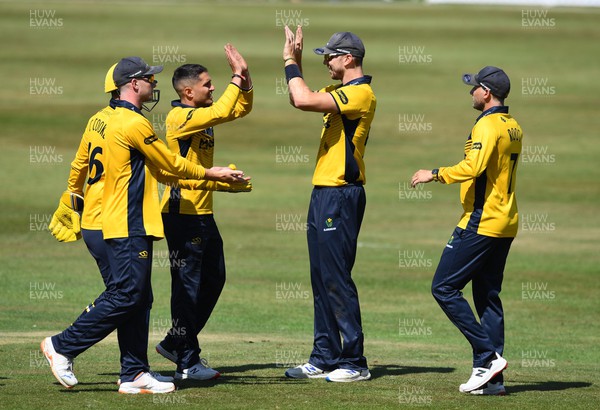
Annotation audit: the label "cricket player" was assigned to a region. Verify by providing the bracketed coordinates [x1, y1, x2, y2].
[411, 66, 523, 395]
[42, 56, 246, 394]
[282, 27, 376, 382]
[155, 44, 253, 381]
[45, 63, 219, 388]
[47, 64, 119, 245]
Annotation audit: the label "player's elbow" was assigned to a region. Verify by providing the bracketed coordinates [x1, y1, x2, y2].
[241, 104, 253, 116]
[289, 96, 312, 111]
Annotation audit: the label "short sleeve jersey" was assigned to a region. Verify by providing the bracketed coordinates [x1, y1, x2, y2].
[67, 105, 114, 230]
[438, 106, 523, 238]
[312, 76, 376, 187]
[102, 100, 205, 239]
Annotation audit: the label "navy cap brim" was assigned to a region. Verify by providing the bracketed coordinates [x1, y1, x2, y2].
[313, 47, 336, 55]
[462, 73, 479, 87]
[146, 65, 163, 75]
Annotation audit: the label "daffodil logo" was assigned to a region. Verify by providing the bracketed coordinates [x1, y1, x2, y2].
[323, 218, 337, 232]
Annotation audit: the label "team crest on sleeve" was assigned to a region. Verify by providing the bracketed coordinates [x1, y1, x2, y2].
[178, 109, 196, 130]
[335, 89, 349, 104]
[144, 135, 158, 144]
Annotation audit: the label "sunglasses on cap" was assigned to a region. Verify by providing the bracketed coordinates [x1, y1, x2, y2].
[135, 74, 155, 83]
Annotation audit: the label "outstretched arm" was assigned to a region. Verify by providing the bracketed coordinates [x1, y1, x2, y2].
[283, 26, 338, 113]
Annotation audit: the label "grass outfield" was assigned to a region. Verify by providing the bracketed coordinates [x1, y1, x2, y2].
[1, 1, 599, 408]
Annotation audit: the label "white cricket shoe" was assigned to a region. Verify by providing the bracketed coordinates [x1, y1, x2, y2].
[325, 368, 371, 383]
[117, 370, 174, 385]
[459, 353, 508, 393]
[470, 382, 506, 396]
[40, 337, 78, 388]
[285, 363, 329, 379]
[156, 342, 178, 364]
[118, 372, 175, 394]
[175, 361, 221, 381]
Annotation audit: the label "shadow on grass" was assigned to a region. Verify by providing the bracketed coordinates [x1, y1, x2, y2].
[176, 364, 318, 389]
[508, 381, 593, 394]
[370, 364, 455, 379]
[98, 362, 276, 379]
[213, 363, 283, 374]
[96, 364, 301, 390]
[176, 375, 285, 389]
[57, 381, 118, 393]
[86, 364, 457, 389]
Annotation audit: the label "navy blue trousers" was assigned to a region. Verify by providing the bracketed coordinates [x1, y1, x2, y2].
[307, 185, 368, 371]
[160, 213, 226, 371]
[52, 235, 154, 382]
[82, 229, 112, 291]
[431, 227, 513, 371]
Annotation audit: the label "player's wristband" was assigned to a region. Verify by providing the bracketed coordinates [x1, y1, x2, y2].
[284, 57, 296, 63]
[232, 73, 246, 81]
[432, 168, 440, 182]
[285, 64, 302, 84]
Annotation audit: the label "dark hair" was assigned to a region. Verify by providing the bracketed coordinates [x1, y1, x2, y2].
[352, 55, 363, 67]
[172, 64, 208, 96]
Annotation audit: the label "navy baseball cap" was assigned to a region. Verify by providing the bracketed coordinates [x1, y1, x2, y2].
[314, 32, 365, 58]
[462, 66, 510, 99]
[113, 56, 163, 87]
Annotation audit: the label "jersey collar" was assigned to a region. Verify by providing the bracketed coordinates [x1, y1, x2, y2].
[343, 75, 372, 86]
[171, 100, 195, 108]
[110, 99, 144, 115]
[475, 105, 509, 123]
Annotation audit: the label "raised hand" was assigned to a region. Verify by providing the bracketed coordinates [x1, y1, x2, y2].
[224, 43, 248, 75]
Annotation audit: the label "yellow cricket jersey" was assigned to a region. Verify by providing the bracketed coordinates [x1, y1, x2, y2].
[312, 76, 376, 187]
[67, 105, 114, 230]
[102, 100, 207, 239]
[161, 83, 253, 215]
[438, 106, 523, 238]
